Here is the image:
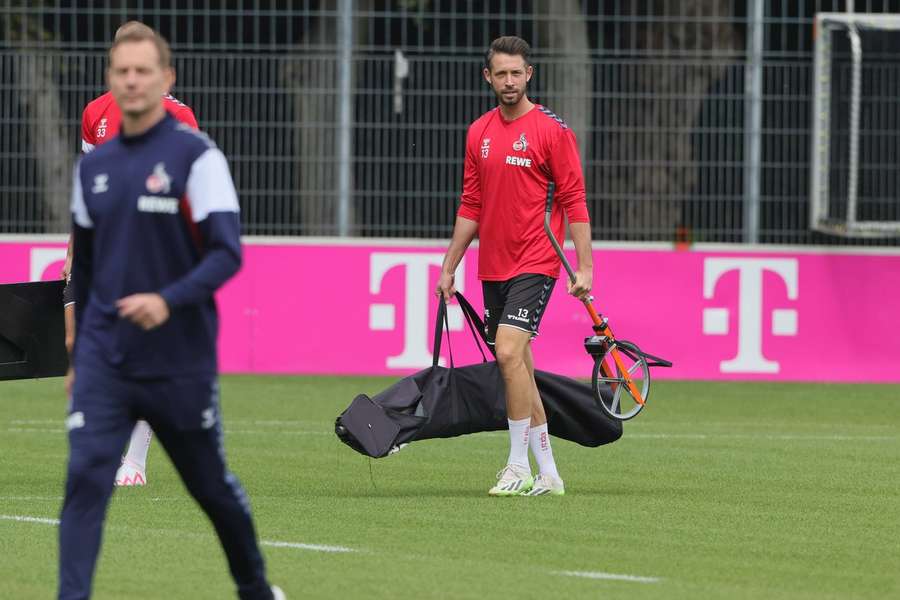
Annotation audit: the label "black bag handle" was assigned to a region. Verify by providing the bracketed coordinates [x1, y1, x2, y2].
[454, 292, 497, 359]
[433, 291, 498, 368]
[462, 308, 490, 363]
[432, 296, 454, 368]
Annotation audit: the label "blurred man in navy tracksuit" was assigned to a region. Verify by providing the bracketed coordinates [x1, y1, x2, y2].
[61, 24, 284, 600]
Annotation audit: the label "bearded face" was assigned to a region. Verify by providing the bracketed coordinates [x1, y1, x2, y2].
[483, 53, 533, 108]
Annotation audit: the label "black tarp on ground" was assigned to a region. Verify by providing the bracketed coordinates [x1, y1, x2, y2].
[0, 280, 68, 381]
[336, 292, 622, 458]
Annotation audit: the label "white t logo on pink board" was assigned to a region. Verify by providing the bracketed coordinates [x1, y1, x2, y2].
[702, 257, 798, 374]
[369, 252, 464, 369]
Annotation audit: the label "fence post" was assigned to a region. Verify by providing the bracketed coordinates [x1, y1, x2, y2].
[337, 0, 353, 236]
[743, 0, 764, 244]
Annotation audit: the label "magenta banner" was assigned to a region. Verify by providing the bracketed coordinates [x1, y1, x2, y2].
[2, 236, 898, 382]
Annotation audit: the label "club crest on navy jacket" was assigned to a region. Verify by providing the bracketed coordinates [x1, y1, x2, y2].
[70, 114, 241, 378]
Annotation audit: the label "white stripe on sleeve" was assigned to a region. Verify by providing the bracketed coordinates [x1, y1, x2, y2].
[81, 139, 95, 154]
[71, 163, 93, 228]
[185, 147, 240, 222]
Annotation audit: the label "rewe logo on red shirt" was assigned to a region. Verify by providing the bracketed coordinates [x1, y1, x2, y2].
[505, 155, 532, 168]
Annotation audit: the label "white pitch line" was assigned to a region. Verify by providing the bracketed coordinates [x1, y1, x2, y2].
[0, 496, 64, 502]
[225, 429, 332, 436]
[7, 427, 895, 442]
[7, 419, 315, 427]
[231, 420, 326, 427]
[0, 514, 359, 554]
[261, 540, 356, 553]
[1, 514, 60, 525]
[0, 517, 650, 570]
[552, 570, 661, 584]
[628, 433, 896, 442]
[13, 417, 895, 432]
[5, 427, 331, 436]
[7, 428, 65, 433]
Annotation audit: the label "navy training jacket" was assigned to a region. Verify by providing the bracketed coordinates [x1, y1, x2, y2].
[71, 114, 241, 378]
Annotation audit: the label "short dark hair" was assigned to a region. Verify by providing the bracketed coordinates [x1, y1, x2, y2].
[485, 36, 531, 71]
[109, 22, 171, 69]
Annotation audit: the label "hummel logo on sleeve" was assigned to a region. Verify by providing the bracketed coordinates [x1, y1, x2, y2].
[201, 407, 217, 429]
[65, 412, 85, 431]
[92, 174, 109, 193]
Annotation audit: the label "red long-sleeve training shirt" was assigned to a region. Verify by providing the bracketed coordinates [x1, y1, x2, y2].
[457, 104, 590, 281]
[81, 91, 198, 153]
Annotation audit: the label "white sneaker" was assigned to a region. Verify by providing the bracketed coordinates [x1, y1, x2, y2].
[521, 473, 565, 496]
[488, 464, 533, 496]
[114, 460, 146, 487]
[271, 585, 286, 600]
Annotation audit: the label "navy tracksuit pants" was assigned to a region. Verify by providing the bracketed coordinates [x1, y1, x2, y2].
[58, 365, 274, 600]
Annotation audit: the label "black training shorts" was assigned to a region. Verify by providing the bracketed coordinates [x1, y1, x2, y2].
[482, 273, 556, 344]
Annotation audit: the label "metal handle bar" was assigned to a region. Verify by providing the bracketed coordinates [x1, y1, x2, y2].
[542, 182, 607, 328]
[543, 182, 579, 285]
[542, 182, 645, 405]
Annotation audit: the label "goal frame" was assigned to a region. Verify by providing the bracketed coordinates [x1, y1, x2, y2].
[810, 12, 900, 237]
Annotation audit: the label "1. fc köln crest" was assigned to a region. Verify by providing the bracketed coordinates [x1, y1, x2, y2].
[145, 162, 172, 194]
[512, 133, 528, 152]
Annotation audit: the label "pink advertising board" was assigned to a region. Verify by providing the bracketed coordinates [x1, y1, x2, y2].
[2, 236, 898, 382]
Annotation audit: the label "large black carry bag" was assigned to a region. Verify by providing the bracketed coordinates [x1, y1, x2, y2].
[335, 292, 622, 458]
[0, 280, 68, 381]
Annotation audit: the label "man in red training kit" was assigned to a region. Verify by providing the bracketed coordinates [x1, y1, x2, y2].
[436, 36, 593, 497]
[61, 20, 198, 488]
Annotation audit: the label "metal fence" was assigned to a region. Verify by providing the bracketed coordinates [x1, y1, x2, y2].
[2, 1, 900, 245]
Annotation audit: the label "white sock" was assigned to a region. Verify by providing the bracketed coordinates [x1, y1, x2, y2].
[529, 423, 560, 479]
[123, 420, 153, 471]
[506, 417, 531, 471]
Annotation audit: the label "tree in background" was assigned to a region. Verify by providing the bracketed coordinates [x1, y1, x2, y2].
[533, 0, 590, 160]
[592, 0, 741, 240]
[1, 9, 74, 234]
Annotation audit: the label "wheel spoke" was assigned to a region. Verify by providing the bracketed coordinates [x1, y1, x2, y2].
[593, 350, 648, 421]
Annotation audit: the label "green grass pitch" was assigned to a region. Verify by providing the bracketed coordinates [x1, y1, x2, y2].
[1, 376, 898, 599]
